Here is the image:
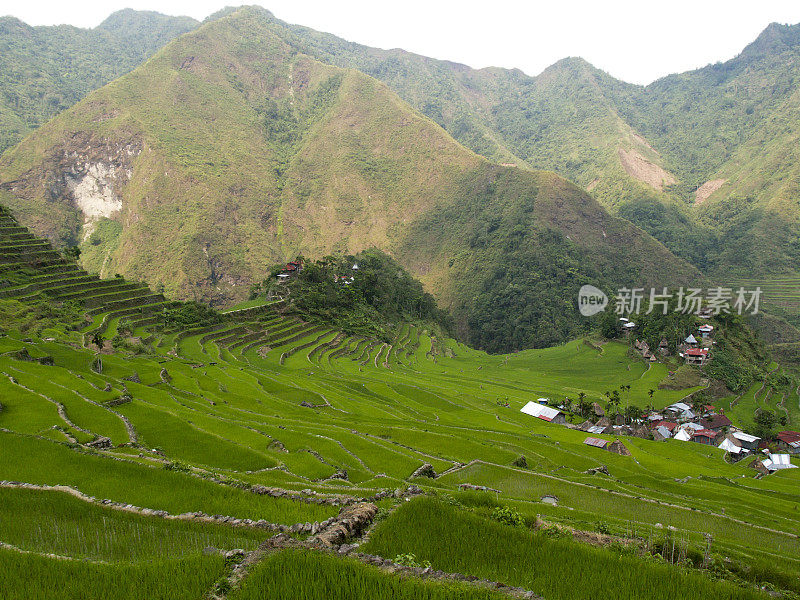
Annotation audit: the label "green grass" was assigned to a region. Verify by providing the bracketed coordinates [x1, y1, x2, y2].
[0, 231, 795, 598]
[362, 498, 772, 600]
[229, 548, 504, 600]
[0, 486, 264, 560]
[0, 433, 338, 524]
[0, 549, 224, 600]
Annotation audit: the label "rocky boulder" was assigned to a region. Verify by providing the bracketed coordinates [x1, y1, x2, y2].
[410, 463, 436, 478]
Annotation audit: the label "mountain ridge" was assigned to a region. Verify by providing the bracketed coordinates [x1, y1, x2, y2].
[0, 6, 700, 351]
[0, 9, 199, 154]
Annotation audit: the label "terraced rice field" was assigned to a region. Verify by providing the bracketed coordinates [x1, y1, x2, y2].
[0, 207, 798, 598]
[730, 277, 800, 314]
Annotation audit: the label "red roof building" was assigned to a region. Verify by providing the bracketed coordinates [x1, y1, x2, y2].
[685, 348, 709, 366]
[692, 429, 719, 445]
[701, 414, 732, 432]
[655, 420, 678, 432]
[583, 437, 608, 449]
[776, 431, 800, 454]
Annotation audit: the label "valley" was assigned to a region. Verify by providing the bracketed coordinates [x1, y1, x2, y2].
[0, 205, 797, 599]
[0, 5, 799, 599]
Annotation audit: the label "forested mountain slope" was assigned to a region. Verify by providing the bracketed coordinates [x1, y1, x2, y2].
[0, 9, 198, 153]
[259, 13, 800, 276]
[0, 6, 699, 351]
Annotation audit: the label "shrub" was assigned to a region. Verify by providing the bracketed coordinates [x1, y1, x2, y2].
[491, 506, 524, 528]
[595, 521, 611, 535]
[393, 553, 431, 569]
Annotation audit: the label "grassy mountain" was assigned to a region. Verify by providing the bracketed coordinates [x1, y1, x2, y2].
[617, 22, 800, 188]
[0, 9, 198, 154]
[2, 8, 798, 286]
[260, 15, 674, 200]
[242, 12, 718, 269]
[0, 6, 698, 351]
[258, 14, 800, 280]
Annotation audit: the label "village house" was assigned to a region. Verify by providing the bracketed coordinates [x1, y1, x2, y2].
[520, 401, 567, 425]
[277, 259, 304, 283]
[583, 437, 608, 449]
[698, 324, 714, 339]
[700, 413, 732, 433]
[608, 440, 631, 455]
[717, 433, 755, 461]
[654, 420, 678, 435]
[761, 453, 798, 472]
[692, 429, 721, 445]
[654, 425, 673, 440]
[665, 402, 690, 414]
[674, 427, 692, 441]
[731, 430, 761, 452]
[776, 431, 800, 454]
[684, 348, 708, 366]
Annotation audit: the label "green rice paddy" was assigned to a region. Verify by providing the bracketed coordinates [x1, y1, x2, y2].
[0, 208, 797, 598]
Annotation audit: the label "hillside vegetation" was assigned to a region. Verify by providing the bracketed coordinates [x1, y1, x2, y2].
[0, 10, 198, 154]
[0, 6, 699, 352]
[260, 13, 800, 282]
[2, 9, 800, 296]
[0, 208, 796, 599]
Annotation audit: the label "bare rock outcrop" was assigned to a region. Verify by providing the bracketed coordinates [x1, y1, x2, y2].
[410, 463, 436, 479]
[312, 502, 378, 548]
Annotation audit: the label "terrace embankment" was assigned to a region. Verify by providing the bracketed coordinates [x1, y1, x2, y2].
[214, 500, 542, 600]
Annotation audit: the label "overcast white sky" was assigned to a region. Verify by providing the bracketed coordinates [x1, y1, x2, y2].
[2, 1, 800, 84]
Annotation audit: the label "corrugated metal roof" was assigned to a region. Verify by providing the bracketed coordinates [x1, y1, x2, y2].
[718, 438, 743, 454]
[656, 426, 672, 438]
[674, 429, 692, 441]
[583, 437, 608, 448]
[520, 401, 562, 422]
[732, 431, 760, 443]
[587, 425, 606, 434]
[777, 431, 800, 447]
[693, 429, 716, 438]
[668, 403, 691, 411]
[766, 454, 796, 469]
[685, 348, 707, 356]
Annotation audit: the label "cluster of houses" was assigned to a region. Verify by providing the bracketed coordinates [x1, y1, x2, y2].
[334, 263, 359, 285]
[632, 324, 714, 366]
[519, 398, 798, 475]
[276, 260, 303, 284]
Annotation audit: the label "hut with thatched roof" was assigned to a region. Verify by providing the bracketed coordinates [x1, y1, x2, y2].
[608, 440, 631, 456]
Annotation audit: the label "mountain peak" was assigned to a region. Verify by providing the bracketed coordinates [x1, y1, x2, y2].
[739, 21, 800, 61]
[546, 56, 596, 73]
[0, 15, 31, 33]
[97, 8, 198, 33]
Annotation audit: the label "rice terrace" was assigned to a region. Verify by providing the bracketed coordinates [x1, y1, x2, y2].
[2, 3, 800, 599]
